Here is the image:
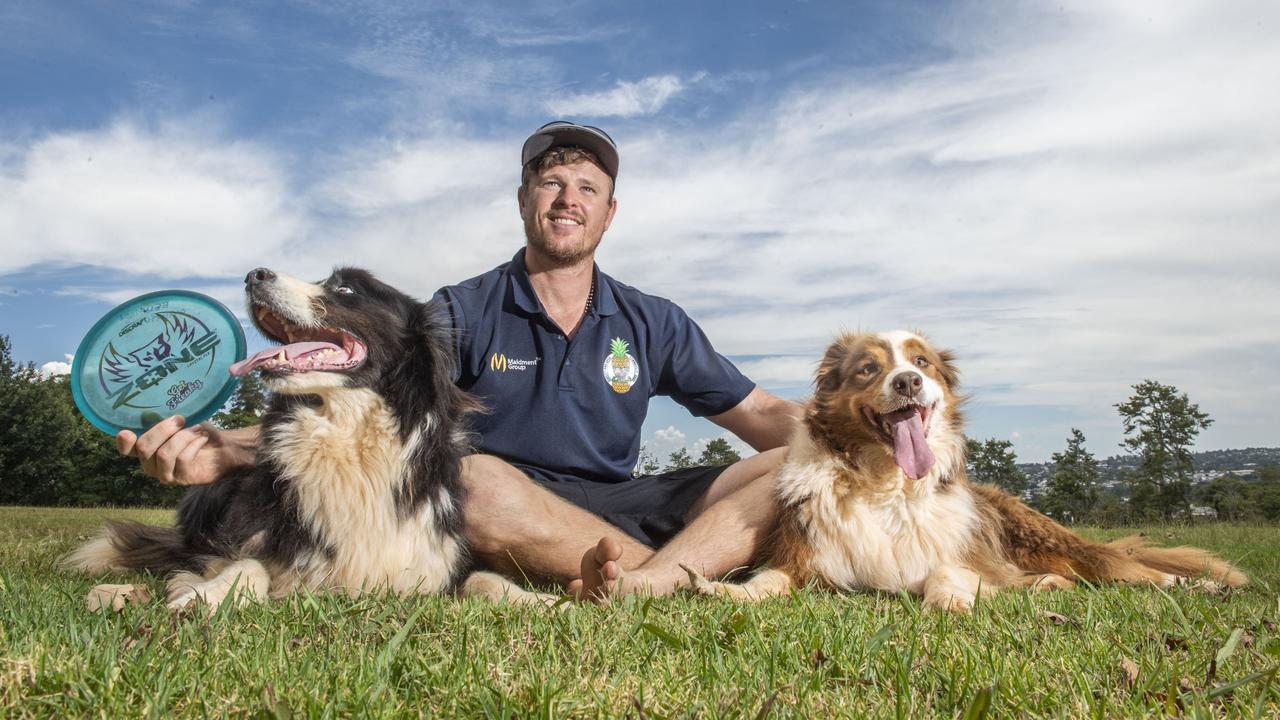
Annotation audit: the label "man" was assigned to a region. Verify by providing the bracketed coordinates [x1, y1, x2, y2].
[119, 121, 801, 599]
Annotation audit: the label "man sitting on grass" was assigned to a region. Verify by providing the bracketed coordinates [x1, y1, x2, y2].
[119, 121, 801, 600]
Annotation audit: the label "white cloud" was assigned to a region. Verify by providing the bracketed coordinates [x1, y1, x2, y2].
[4, 2, 1278, 460]
[40, 354, 72, 378]
[594, 1, 1280, 459]
[732, 356, 818, 389]
[546, 75, 686, 118]
[0, 120, 305, 279]
[643, 425, 687, 461]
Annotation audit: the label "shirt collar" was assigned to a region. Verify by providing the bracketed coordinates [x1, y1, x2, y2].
[508, 248, 619, 319]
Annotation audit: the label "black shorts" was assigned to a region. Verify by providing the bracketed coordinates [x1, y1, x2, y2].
[518, 464, 731, 548]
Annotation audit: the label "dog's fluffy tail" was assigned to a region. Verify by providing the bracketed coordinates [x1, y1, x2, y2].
[1104, 536, 1249, 588]
[64, 521, 198, 576]
[971, 484, 1249, 588]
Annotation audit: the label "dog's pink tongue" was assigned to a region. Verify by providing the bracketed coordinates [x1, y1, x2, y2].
[886, 408, 935, 480]
[229, 342, 338, 376]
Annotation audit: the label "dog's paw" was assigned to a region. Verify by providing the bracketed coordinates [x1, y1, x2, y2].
[680, 563, 725, 597]
[165, 582, 232, 615]
[1030, 573, 1076, 591]
[924, 592, 973, 614]
[165, 587, 205, 614]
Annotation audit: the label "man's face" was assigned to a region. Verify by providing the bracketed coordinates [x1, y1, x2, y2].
[518, 160, 617, 267]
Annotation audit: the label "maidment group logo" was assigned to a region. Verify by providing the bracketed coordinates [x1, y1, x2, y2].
[489, 352, 539, 373]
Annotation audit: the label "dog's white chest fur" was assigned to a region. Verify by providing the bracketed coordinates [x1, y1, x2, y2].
[779, 432, 977, 594]
[268, 389, 460, 594]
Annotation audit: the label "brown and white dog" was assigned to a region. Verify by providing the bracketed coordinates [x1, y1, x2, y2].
[685, 331, 1247, 611]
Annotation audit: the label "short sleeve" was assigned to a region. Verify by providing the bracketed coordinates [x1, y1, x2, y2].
[430, 288, 465, 382]
[653, 303, 756, 417]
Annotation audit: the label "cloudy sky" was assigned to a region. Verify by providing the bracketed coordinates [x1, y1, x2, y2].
[2, 1, 1277, 463]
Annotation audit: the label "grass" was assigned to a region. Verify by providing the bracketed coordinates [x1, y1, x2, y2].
[2, 507, 1279, 718]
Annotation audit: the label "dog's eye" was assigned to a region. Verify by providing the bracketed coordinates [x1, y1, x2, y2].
[914, 356, 929, 368]
[336, 286, 355, 295]
[857, 363, 879, 376]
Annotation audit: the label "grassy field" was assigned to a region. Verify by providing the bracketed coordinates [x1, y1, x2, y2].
[1, 507, 1278, 718]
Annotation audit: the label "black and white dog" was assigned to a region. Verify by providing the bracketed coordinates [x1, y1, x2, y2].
[69, 267, 538, 609]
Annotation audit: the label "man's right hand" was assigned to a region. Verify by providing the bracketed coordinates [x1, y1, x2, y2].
[116, 416, 257, 485]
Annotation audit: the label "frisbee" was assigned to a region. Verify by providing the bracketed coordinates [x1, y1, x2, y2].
[71, 290, 247, 436]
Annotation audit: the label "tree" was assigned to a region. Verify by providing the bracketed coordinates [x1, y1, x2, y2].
[1115, 380, 1212, 520]
[0, 336, 76, 505]
[965, 437, 1027, 496]
[213, 372, 270, 429]
[1041, 428, 1100, 524]
[0, 335, 184, 508]
[1197, 474, 1251, 521]
[633, 445, 662, 477]
[1249, 466, 1280, 521]
[1091, 491, 1129, 527]
[51, 375, 185, 507]
[665, 447, 694, 472]
[697, 438, 742, 467]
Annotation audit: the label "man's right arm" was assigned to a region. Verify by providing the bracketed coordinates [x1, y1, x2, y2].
[117, 416, 259, 485]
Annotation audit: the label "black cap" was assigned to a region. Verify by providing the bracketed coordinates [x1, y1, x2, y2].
[521, 121, 619, 179]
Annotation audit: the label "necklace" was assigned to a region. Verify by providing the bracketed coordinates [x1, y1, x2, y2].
[582, 274, 596, 321]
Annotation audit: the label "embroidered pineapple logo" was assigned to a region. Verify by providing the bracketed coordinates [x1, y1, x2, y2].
[602, 337, 639, 394]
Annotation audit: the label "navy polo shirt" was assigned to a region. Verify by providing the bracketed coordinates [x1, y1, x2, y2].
[432, 249, 756, 484]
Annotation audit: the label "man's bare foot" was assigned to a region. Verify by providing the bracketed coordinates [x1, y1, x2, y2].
[574, 537, 624, 601]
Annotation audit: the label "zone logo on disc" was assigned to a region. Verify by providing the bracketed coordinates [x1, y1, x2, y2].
[72, 290, 247, 435]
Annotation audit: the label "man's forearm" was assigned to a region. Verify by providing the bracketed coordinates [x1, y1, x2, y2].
[710, 388, 804, 452]
[222, 425, 261, 467]
[743, 397, 803, 451]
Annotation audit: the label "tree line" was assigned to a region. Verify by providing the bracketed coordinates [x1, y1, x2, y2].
[633, 438, 742, 477]
[3, 333, 1277, 521]
[0, 335, 266, 507]
[966, 380, 1280, 524]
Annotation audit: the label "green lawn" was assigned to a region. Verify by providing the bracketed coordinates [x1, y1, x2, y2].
[2, 506, 1278, 718]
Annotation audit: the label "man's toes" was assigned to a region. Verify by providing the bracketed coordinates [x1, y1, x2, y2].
[575, 536, 630, 602]
[594, 536, 623, 566]
[600, 559, 622, 582]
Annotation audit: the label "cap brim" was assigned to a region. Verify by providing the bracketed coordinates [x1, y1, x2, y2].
[522, 126, 619, 179]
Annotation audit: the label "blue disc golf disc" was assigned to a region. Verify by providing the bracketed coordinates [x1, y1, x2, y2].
[71, 290, 247, 435]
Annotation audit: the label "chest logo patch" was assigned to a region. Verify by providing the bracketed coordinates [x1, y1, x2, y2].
[603, 337, 639, 394]
[490, 353, 539, 373]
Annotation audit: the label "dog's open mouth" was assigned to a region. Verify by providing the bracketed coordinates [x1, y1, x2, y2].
[862, 403, 936, 480]
[229, 305, 368, 377]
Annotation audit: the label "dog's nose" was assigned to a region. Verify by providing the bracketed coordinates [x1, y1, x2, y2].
[245, 267, 276, 287]
[892, 371, 923, 399]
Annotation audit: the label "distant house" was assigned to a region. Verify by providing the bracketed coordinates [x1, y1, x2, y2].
[1190, 505, 1218, 519]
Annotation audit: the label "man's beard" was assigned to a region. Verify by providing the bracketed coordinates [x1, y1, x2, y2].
[523, 216, 602, 268]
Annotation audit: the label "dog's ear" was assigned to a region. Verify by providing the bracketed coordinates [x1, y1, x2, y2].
[410, 301, 485, 417]
[935, 346, 960, 389]
[814, 335, 855, 397]
[384, 302, 481, 437]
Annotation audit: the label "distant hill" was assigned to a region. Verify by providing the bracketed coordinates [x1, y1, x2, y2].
[1019, 447, 1280, 492]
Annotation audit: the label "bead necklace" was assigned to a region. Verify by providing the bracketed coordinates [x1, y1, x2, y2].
[582, 274, 596, 320]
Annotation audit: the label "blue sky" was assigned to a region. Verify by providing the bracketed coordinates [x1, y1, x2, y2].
[2, 1, 1278, 463]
